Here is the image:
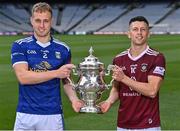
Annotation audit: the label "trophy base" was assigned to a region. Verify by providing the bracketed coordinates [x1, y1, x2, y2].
[79, 106, 102, 113]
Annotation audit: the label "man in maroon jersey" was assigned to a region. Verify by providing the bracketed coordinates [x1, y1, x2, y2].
[99, 16, 166, 130]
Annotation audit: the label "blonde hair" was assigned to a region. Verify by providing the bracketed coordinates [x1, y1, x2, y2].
[31, 2, 52, 17]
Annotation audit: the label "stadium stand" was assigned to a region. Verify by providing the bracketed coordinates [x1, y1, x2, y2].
[0, 0, 180, 35]
[52, 4, 92, 33]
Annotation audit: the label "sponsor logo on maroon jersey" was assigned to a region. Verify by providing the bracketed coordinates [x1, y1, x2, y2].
[123, 92, 141, 96]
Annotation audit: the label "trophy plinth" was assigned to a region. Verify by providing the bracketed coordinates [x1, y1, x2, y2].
[69, 47, 113, 113]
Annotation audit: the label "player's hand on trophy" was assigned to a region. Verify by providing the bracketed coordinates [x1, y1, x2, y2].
[56, 64, 75, 79]
[98, 101, 112, 113]
[112, 65, 125, 82]
[71, 99, 85, 112]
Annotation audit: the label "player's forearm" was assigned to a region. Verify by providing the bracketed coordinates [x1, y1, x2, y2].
[16, 70, 57, 85]
[121, 75, 160, 98]
[63, 84, 79, 103]
[106, 86, 119, 105]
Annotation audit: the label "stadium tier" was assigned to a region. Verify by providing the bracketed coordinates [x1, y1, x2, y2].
[0, 1, 180, 35]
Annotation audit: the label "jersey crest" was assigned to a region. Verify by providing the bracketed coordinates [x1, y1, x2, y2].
[55, 51, 61, 59]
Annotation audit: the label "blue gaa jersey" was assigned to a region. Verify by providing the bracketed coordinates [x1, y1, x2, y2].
[11, 35, 71, 115]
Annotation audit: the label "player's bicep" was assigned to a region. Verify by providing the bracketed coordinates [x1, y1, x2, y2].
[13, 63, 28, 82]
[148, 75, 163, 94]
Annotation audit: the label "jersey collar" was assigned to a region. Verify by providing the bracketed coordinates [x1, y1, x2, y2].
[128, 45, 149, 61]
[33, 35, 53, 48]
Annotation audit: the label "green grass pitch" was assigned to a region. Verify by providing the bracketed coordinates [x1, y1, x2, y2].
[0, 34, 180, 130]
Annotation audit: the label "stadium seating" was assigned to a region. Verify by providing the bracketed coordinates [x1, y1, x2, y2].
[0, 1, 180, 34]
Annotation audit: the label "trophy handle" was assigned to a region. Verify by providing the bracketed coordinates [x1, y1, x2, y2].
[105, 64, 115, 76]
[107, 78, 114, 88]
[67, 67, 78, 90]
[72, 68, 78, 76]
[67, 77, 76, 89]
[105, 64, 115, 88]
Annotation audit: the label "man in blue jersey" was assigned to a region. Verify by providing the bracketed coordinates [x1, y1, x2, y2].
[11, 2, 83, 131]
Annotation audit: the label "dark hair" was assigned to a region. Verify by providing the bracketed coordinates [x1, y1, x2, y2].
[129, 16, 149, 27]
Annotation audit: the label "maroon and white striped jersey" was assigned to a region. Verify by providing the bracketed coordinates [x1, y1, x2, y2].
[113, 46, 166, 129]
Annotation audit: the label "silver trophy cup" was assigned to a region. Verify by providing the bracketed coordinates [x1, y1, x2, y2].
[68, 47, 114, 113]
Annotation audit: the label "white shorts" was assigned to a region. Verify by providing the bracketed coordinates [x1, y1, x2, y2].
[14, 112, 64, 131]
[117, 126, 161, 131]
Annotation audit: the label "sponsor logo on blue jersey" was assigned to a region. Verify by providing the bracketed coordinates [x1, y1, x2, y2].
[31, 61, 52, 72]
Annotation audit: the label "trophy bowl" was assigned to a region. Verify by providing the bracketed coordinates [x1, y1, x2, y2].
[69, 47, 113, 113]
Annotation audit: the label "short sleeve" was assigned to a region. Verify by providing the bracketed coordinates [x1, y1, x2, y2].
[11, 42, 27, 67]
[148, 53, 166, 79]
